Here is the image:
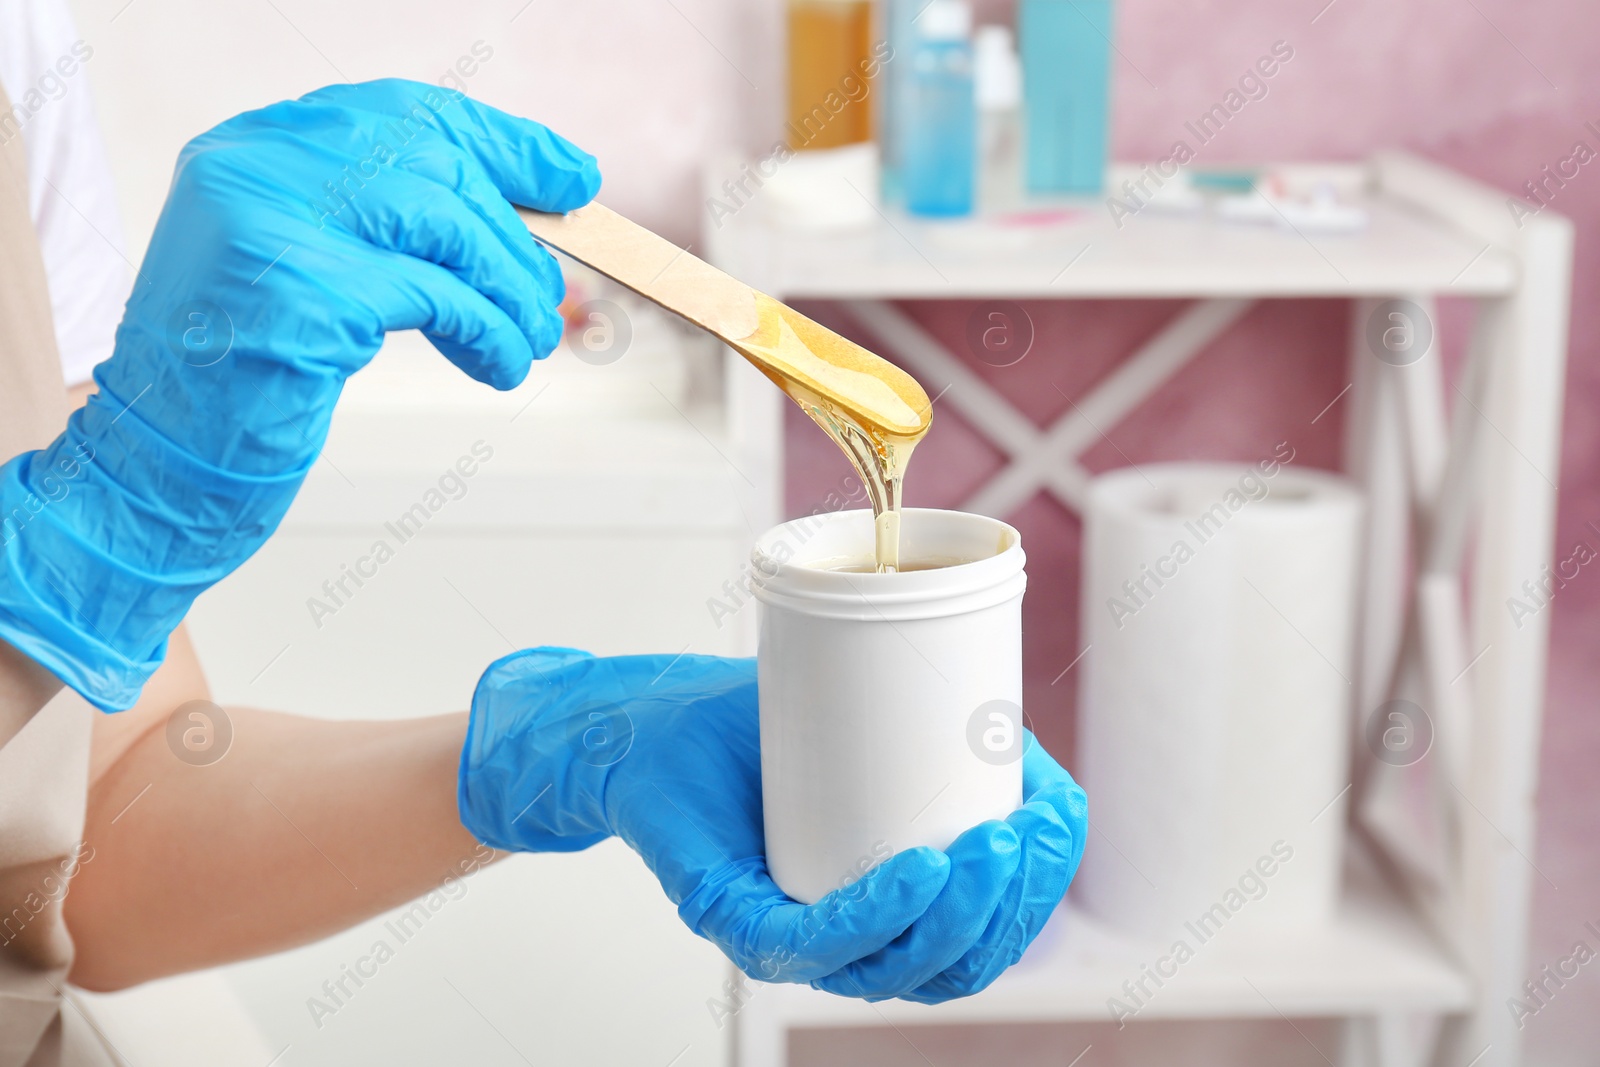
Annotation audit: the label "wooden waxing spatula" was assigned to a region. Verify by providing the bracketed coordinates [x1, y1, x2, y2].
[517, 202, 932, 440]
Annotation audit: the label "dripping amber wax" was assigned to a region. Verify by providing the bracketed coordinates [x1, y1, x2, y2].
[731, 295, 930, 571]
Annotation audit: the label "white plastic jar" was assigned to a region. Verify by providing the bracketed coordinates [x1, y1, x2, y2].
[751, 507, 1027, 904]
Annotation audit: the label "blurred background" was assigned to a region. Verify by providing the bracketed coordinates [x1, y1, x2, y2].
[37, 0, 1596, 1064]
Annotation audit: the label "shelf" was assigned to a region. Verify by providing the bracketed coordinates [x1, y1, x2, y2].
[736, 842, 1470, 1036]
[708, 152, 1566, 1067]
[709, 163, 1517, 300]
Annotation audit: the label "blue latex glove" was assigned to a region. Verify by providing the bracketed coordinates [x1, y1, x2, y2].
[0, 79, 598, 709]
[459, 647, 1088, 1002]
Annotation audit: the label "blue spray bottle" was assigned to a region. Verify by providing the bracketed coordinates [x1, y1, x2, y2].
[902, 0, 976, 218]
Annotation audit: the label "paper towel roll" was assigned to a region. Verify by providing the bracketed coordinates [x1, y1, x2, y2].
[1077, 461, 1363, 935]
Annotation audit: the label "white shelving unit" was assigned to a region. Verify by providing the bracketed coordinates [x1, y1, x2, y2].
[705, 154, 1573, 1067]
[723, 841, 1471, 1065]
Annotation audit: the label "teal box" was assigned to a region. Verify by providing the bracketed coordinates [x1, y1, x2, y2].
[1019, 0, 1113, 195]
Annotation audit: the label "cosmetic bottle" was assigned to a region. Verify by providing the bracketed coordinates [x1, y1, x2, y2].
[1018, 0, 1112, 195]
[902, 0, 976, 218]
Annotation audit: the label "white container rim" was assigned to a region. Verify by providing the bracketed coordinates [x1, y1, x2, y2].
[751, 508, 1026, 621]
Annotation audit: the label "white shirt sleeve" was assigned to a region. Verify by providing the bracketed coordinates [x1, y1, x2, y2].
[0, 0, 127, 387]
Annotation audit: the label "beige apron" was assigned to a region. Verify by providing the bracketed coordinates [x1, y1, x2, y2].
[0, 81, 120, 1067]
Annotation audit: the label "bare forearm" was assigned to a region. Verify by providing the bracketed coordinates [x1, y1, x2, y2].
[66, 706, 495, 991]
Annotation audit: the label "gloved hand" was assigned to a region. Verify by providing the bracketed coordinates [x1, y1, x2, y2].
[0, 79, 598, 709]
[459, 647, 1087, 1002]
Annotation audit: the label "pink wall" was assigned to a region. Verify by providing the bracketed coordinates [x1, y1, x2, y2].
[772, 1, 1598, 1062]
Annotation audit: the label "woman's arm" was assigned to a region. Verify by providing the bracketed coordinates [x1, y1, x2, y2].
[64, 625, 497, 991]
